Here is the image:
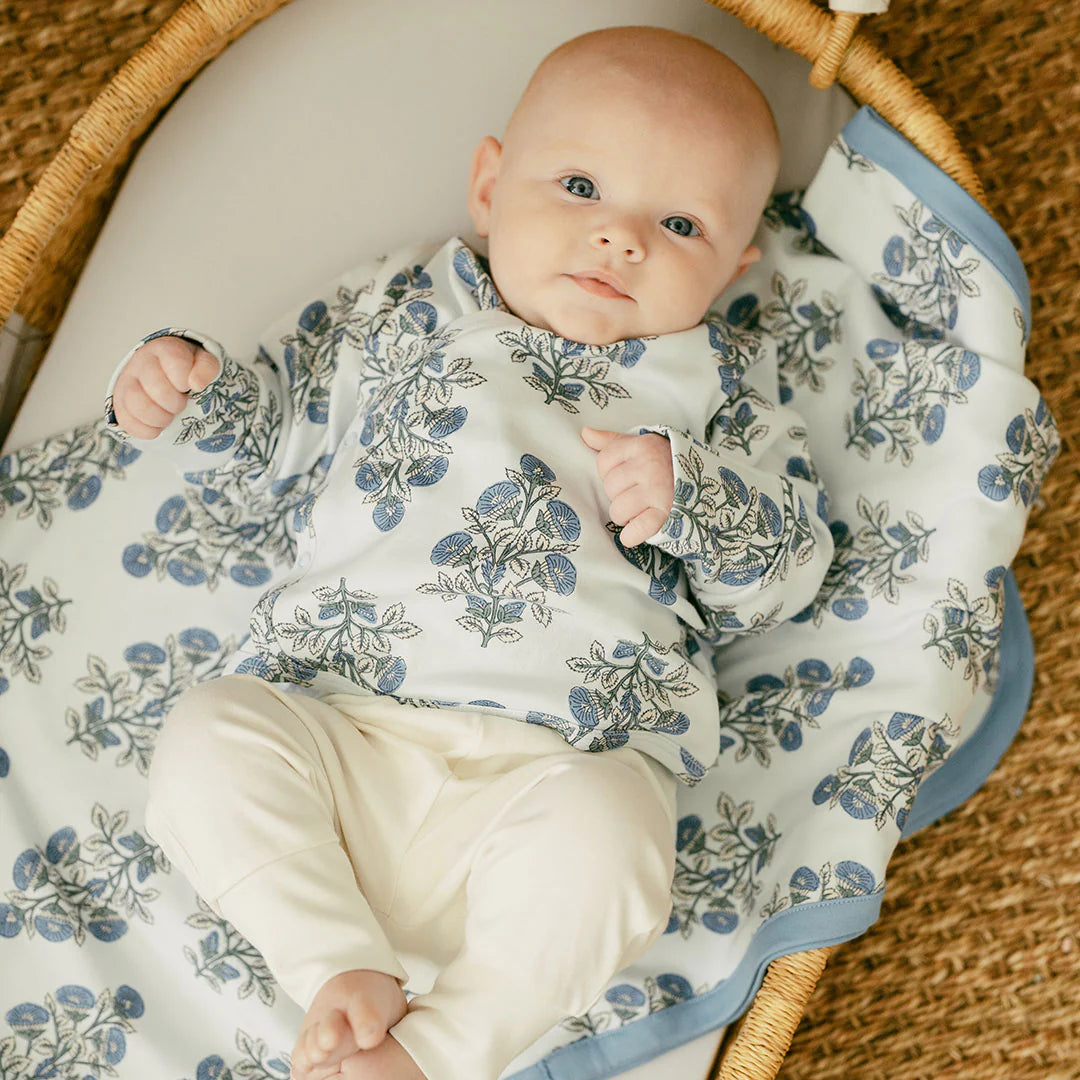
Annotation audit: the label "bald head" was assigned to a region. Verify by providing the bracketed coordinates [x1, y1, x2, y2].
[503, 26, 781, 215]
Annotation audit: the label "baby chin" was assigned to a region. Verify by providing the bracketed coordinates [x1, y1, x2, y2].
[540, 298, 647, 346]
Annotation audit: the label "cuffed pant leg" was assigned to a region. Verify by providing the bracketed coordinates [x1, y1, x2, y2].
[145, 675, 409, 1008]
[389, 748, 677, 1080]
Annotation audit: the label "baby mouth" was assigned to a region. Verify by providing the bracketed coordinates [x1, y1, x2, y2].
[568, 273, 632, 300]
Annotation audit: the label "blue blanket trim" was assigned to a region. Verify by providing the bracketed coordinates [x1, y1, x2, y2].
[510, 892, 883, 1080]
[842, 106, 1031, 327]
[517, 568, 1033, 1078]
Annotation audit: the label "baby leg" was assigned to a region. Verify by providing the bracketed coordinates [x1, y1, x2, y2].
[144, 675, 411, 1074]
[389, 750, 677, 1080]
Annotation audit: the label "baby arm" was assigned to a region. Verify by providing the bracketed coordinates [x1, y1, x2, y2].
[110, 335, 220, 439]
[583, 390, 834, 643]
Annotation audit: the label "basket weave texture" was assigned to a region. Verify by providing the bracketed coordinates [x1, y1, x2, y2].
[1, 2, 1077, 1078]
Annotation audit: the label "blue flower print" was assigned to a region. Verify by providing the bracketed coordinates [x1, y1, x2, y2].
[976, 402, 1060, 506]
[846, 339, 982, 466]
[0, 559, 70, 689]
[760, 858, 882, 917]
[871, 199, 981, 336]
[813, 712, 957, 831]
[182, 897, 278, 1006]
[760, 189, 833, 257]
[418, 455, 581, 646]
[1, 420, 138, 529]
[4, 984, 144, 1075]
[609, 522, 682, 606]
[806, 497, 934, 626]
[5, 806, 165, 947]
[67, 628, 237, 774]
[669, 794, 779, 939]
[188, 1030, 295, 1079]
[257, 578, 420, 692]
[122, 477, 296, 591]
[495, 325, 641, 413]
[757, 270, 841, 395]
[562, 634, 702, 749]
[718, 655, 875, 766]
[349, 292, 485, 531]
[923, 574, 1005, 691]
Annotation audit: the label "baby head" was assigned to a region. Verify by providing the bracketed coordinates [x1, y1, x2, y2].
[468, 26, 781, 346]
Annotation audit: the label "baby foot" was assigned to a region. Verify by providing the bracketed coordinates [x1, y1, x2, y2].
[290, 969, 408, 1080]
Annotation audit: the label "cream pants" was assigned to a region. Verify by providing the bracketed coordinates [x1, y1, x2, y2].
[144, 674, 678, 1080]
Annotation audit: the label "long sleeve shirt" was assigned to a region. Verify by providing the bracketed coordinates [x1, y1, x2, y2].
[105, 237, 833, 785]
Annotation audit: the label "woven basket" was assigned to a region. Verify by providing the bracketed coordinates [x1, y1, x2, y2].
[2, 2, 1076, 1077]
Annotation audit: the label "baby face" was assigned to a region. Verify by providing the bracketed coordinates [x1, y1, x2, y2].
[469, 64, 773, 346]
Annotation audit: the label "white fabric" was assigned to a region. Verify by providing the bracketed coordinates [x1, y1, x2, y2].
[103, 237, 834, 786]
[145, 675, 677, 1079]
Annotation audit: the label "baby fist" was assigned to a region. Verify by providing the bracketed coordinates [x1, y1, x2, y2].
[581, 427, 675, 548]
[112, 336, 219, 439]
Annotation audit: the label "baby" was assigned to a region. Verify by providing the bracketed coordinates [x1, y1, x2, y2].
[106, 25, 832, 1080]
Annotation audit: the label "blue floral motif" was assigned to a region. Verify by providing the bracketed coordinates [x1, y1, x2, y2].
[0, 421, 138, 529]
[66, 628, 237, 774]
[494, 325, 643, 413]
[559, 634, 701, 749]
[761, 858, 882, 917]
[122, 477, 298, 592]
[183, 897, 278, 1007]
[250, 578, 420, 692]
[669, 795, 780, 939]
[348, 271, 485, 531]
[846, 339, 983, 465]
[608, 522, 682, 606]
[2, 983, 144, 1076]
[661, 443, 817, 596]
[0, 558, 69, 690]
[184, 1029, 292, 1080]
[717, 656, 875, 766]
[4, 805, 165, 947]
[560, 971, 699, 1038]
[274, 270, 390, 425]
[813, 712, 958, 831]
[803, 497, 934, 626]
[976, 401, 1060, 506]
[760, 189, 834, 257]
[705, 384, 776, 459]
[452, 244, 504, 312]
[758, 270, 841, 395]
[872, 199, 981, 335]
[923, 571, 1005, 692]
[418, 455, 580, 646]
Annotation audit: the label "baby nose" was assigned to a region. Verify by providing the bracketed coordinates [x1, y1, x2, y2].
[591, 223, 645, 262]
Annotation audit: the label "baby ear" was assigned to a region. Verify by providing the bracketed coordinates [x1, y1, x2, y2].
[726, 244, 762, 287]
[468, 136, 502, 238]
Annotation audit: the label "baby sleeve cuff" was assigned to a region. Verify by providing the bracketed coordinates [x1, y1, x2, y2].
[632, 424, 705, 553]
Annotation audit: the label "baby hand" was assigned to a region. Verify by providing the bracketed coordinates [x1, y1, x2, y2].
[111, 336, 220, 439]
[581, 427, 674, 548]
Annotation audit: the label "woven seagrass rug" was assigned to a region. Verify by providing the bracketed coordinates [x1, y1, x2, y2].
[2, 2, 1077, 1078]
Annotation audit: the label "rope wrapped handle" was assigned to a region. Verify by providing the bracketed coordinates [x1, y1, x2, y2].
[811, 0, 889, 88]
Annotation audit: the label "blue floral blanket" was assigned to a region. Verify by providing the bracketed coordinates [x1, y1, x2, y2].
[0, 108, 1059, 1079]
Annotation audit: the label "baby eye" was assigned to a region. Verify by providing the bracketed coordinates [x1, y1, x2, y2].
[560, 176, 598, 199]
[662, 216, 700, 237]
